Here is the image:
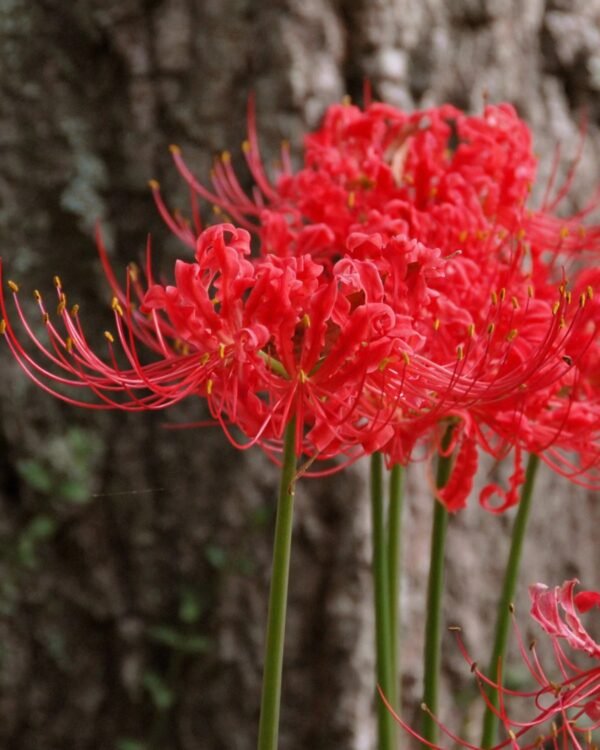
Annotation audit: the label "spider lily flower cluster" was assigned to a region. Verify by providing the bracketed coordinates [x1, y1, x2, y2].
[382, 579, 600, 750]
[1, 99, 599, 498]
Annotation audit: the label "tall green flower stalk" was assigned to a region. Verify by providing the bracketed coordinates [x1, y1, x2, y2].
[257, 419, 298, 750]
[480, 453, 540, 748]
[387, 463, 404, 712]
[371, 452, 397, 750]
[421, 428, 454, 745]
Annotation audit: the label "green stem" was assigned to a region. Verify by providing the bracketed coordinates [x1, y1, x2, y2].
[371, 452, 396, 750]
[422, 430, 454, 745]
[387, 463, 404, 713]
[257, 419, 297, 750]
[480, 453, 540, 749]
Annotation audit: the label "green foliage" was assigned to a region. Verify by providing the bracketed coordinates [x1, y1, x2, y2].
[17, 514, 57, 568]
[178, 587, 204, 624]
[147, 625, 210, 655]
[16, 426, 103, 504]
[142, 671, 174, 711]
[116, 739, 147, 750]
[204, 544, 227, 569]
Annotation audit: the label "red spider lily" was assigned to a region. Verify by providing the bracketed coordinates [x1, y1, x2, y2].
[379, 579, 600, 750]
[142, 98, 600, 507]
[1, 224, 437, 468]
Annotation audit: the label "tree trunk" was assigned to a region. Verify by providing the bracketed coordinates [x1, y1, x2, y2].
[0, 1, 598, 748]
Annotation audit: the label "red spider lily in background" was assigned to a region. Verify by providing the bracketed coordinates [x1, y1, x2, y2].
[380, 579, 600, 749]
[150, 99, 600, 508]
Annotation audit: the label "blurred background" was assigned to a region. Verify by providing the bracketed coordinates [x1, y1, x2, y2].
[0, 1, 599, 748]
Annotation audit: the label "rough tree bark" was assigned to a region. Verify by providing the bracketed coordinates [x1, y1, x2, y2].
[0, 1, 599, 749]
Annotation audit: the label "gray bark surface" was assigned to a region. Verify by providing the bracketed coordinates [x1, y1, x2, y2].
[0, 1, 599, 748]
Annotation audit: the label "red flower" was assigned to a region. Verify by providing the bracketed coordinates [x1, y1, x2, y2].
[381, 579, 600, 749]
[1, 224, 428, 467]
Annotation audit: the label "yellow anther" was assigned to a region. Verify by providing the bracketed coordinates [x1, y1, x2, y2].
[507, 329, 518, 342]
[447, 625, 462, 632]
[53, 275, 62, 288]
[169, 144, 181, 155]
[402, 351, 410, 366]
[579, 292, 587, 308]
[491, 290, 498, 305]
[433, 318, 440, 331]
[111, 297, 124, 316]
[559, 225, 570, 239]
[347, 191, 356, 208]
[7, 280, 19, 293]
[32, 290, 41, 303]
[559, 283, 566, 295]
[57, 297, 66, 315]
[527, 284, 534, 298]
[299, 370, 308, 383]
[457, 344, 464, 360]
[587, 285, 594, 300]
[508, 602, 515, 614]
[511, 296, 519, 310]
[497, 228, 507, 240]
[565, 291, 572, 305]
[241, 140, 250, 154]
[516, 228, 526, 240]
[378, 358, 390, 372]
[342, 94, 352, 105]
[148, 179, 160, 190]
[499, 288, 506, 302]
[70, 304, 79, 317]
[508, 730, 517, 742]
[181, 343, 190, 356]
[552, 722, 558, 738]
[302, 313, 311, 328]
[206, 379, 214, 395]
[200, 352, 210, 366]
[104, 331, 114, 343]
[128, 262, 140, 282]
[476, 230, 488, 241]
[43, 312, 49, 324]
[429, 186, 438, 198]
[549, 681, 562, 696]
[65, 337, 73, 353]
[458, 230, 468, 243]
[212, 205, 222, 215]
[487, 323, 495, 335]
[219, 342, 226, 359]
[0, 319, 6, 334]
[467, 323, 475, 338]
[552, 301, 560, 315]
[559, 316, 566, 329]
[221, 150, 231, 163]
